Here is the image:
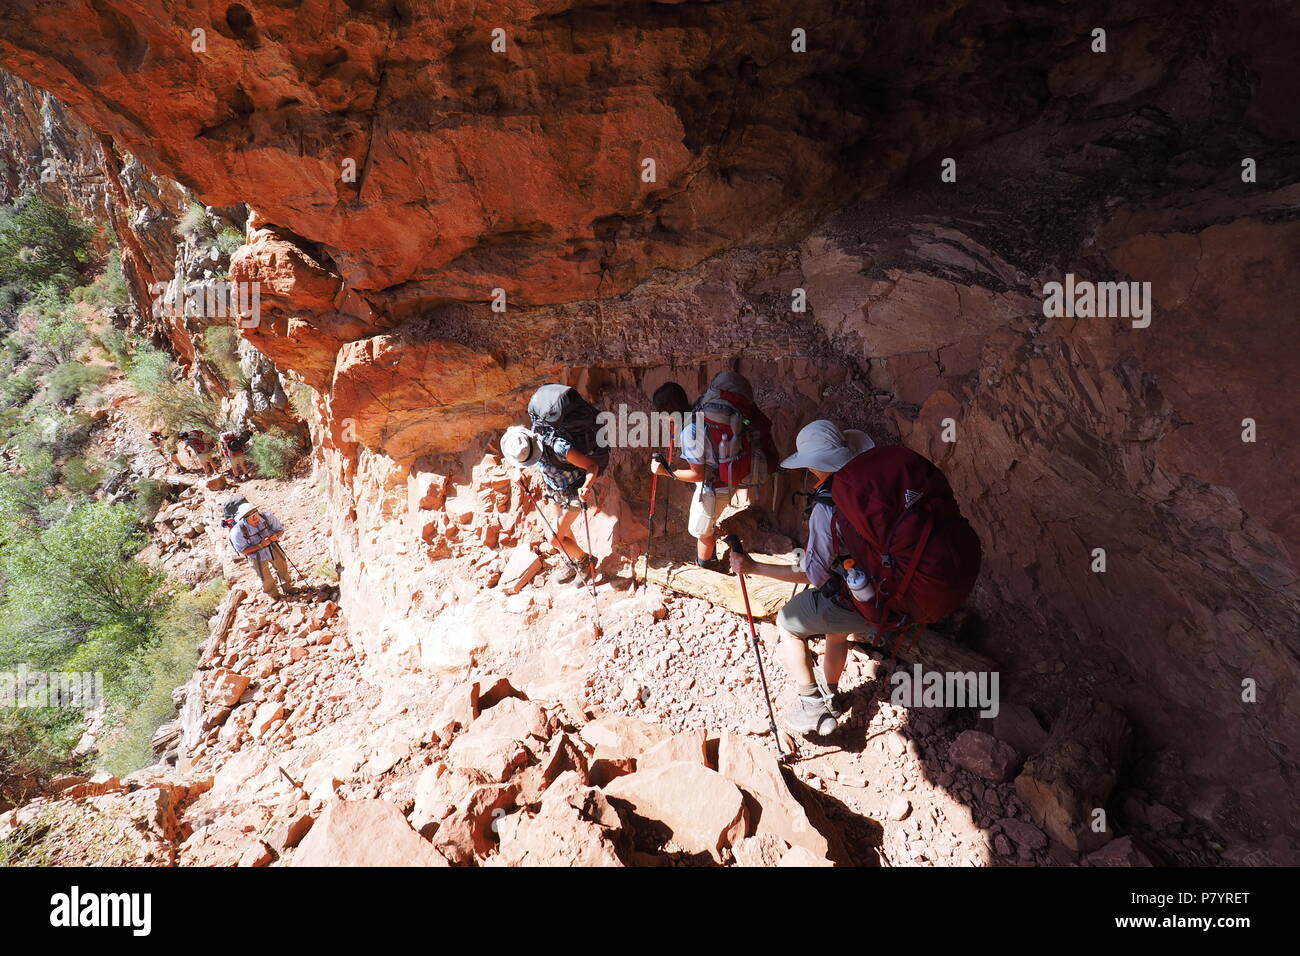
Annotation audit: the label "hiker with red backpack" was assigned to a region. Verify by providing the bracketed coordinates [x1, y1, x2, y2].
[178, 429, 219, 476]
[729, 420, 982, 737]
[649, 371, 777, 572]
[500, 384, 608, 586]
[220, 430, 252, 480]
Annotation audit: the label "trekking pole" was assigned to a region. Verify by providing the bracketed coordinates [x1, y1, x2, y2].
[580, 501, 602, 608]
[528, 492, 584, 577]
[640, 453, 666, 589]
[273, 541, 309, 585]
[723, 533, 788, 760]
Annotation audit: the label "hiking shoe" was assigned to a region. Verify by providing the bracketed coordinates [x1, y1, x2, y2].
[553, 562, 577, 584]
[573, 563, 603, 588]
[696, 555, 729, 574]
[813, 665, 844, 718]
[784, 695, 838, 737]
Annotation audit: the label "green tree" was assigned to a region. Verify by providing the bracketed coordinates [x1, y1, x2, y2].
[0, 501, 166, 667]
[0, 193, 95, 292]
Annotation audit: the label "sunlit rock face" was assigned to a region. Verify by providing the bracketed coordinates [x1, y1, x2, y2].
[2, 0, 1299, 863]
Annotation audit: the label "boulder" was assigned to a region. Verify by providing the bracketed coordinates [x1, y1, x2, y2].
[603, 761, 747, 862]
[210, 669, 251, 708]
[496, 774, 624, 867]
[291, 799, 448, 867]
[445, 698, 551, 782]
[949, 730, 1019, 782]
[717, 734, 835, 862]
[498, 545, 544, 594]
[1082, 836, 1154, 867]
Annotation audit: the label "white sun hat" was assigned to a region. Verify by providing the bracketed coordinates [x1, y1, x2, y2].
[234, 502, 260, 522]
[780, 420, 875, 473]
[500, 426, 541, 466]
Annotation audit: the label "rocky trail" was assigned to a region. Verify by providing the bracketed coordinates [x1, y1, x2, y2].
[1, 406, 1164, 866]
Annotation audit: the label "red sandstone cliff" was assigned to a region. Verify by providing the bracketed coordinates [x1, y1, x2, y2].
[1, 0, 1297, 863]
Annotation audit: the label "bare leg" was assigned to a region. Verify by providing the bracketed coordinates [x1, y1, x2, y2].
[777, 625, 816, 687]
[696, 530, 715, 562]
[554, 506, 587, 563]
[822, 633, 850, 685]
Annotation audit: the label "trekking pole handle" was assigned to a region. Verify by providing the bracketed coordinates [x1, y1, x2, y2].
[723, 533, 746, 557]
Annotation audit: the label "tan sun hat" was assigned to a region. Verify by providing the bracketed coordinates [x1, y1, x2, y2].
[780, 420, 875, 473]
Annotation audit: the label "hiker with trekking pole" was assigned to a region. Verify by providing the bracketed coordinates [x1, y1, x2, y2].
[730, 420, 983, 738]
[228, 501, 297, 600]
[647, 372, 777, 572]
[500, 384, 608, 587]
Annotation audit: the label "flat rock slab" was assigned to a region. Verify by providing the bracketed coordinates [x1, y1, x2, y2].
[640, 543, 797, 619]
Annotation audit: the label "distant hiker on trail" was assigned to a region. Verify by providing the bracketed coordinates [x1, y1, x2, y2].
[501, 384, 608, 584]
[221, 430, 252, 480]
[731, 420, 982, 738]
[179, 429, 219, 476]
[229, 502, 294, 599]
[649, 371, 776, 572]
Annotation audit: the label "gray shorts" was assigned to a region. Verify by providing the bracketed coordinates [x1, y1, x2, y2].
[777, 587, 872, 638]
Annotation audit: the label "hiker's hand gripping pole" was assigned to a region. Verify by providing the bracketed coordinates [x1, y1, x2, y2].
[724, 534, 788, 760]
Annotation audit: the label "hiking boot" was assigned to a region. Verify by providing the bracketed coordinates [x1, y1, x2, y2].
[813, 665, 844, 718]
[696, 554, 729, 574]
[784, 695, 838, 737]
[573, 563, 603, 587]
[553, 562, 577, 584]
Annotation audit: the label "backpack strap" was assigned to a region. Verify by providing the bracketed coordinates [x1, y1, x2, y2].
[892, 516, 934, 606]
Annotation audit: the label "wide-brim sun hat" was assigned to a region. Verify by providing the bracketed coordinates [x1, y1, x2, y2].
[234, 502, 260, 522]
[780, 420, 875, 473]
[501, 425, 541, 467]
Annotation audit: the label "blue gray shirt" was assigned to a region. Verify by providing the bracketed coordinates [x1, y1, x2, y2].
[229, 512, 284, 562]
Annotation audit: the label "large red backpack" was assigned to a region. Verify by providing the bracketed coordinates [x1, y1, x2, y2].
[694, 372, 778, 488]
[831, 446, 981, 631]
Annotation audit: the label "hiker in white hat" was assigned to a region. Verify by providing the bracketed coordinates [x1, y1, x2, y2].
[500, 422, 602, 584]
[229, 502, 294, 598]
[729, 419, 875, 737]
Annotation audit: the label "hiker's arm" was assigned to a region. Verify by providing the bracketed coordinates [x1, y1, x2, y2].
[650, 458, 706, 483]
[729, 552, 805, 583]
[565, 448, 601, 501]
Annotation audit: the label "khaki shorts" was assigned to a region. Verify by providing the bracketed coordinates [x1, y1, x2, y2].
[687, 483, 736, 538]
[777, 587, 871, 638]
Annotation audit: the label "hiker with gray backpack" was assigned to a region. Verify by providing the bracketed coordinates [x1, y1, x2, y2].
[226, 499, 296, 599]
[500, 384, 608, 585]
[649, 371, 777, 571]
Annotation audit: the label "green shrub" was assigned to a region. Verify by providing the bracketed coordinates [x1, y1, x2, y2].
[215, 227, 244, 258]
[16, 284, 87, 368]
[249, 427, 300, 479]
[0, 501, 165, 667]
[1, 367, 38, 408]
[0, 193, 95, 292]
[202, 324, 247, 389]
[96, 327, 130, 368]
[59, 457, 101, 494]
[74, 250, 130, 308]
[174, 201, 213, 242]
[101, 581, 225, 776]
[46, 362, 108, 405]
[127, 346, 224, 434]
[133, 477, 166, 523]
